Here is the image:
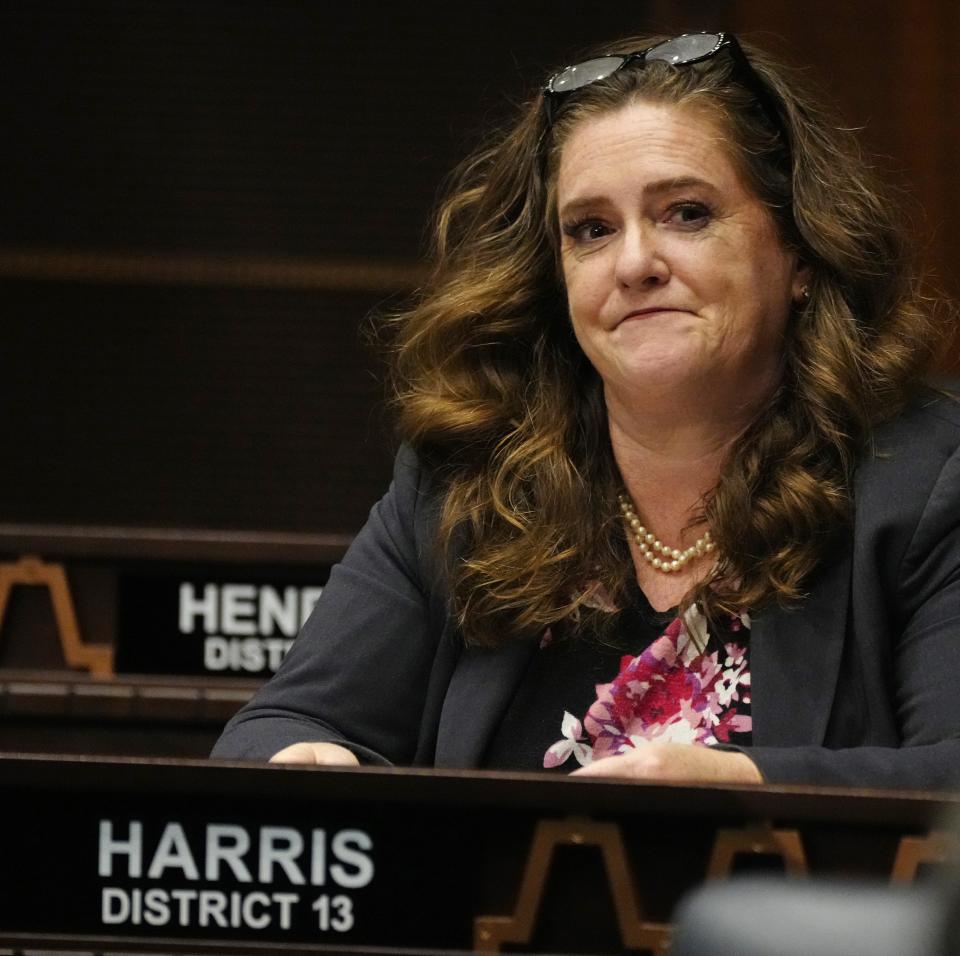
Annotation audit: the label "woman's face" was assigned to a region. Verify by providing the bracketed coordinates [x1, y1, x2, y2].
[556, 99, 806, 415]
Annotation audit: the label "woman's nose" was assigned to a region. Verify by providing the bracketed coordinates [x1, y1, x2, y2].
[614, 224, 670, 288]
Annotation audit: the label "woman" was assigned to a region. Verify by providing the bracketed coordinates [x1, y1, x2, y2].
[213, 33, 959, 789]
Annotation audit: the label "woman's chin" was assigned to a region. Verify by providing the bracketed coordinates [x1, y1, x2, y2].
[605, 353, 715, 398]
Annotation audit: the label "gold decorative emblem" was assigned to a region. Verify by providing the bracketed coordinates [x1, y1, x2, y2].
[707, 823, 809, 877]
[474, 816, 670, 954]
[0, 555, 113, 675]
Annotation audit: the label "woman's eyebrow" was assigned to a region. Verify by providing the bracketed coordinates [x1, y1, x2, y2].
[642, 175, 717, 196]
[557, 196, 609, 220]
[558, 176, 719, 219]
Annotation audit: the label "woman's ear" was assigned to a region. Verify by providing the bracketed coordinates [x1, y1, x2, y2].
[792, 261, 813, 304]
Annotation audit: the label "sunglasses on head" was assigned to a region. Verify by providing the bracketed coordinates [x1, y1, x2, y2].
[542, 31, 786, 144]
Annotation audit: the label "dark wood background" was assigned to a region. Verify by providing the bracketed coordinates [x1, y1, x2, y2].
[2, 0, 958, 539]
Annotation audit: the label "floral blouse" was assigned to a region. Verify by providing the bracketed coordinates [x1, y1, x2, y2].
[482, 586, 752, 771]
[544, 604, 752, 769]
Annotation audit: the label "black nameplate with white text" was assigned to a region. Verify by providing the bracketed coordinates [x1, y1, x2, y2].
[0, 769, 475, 949]
[116, 563, 330, 678]
[96, 818, 375, 935]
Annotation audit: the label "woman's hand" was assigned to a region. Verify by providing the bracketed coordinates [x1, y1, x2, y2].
[571, 742, 763, 785]
[269, 742, 360, 766]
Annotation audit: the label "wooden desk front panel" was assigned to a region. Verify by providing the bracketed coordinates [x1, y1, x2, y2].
[0, 755, 956, 955]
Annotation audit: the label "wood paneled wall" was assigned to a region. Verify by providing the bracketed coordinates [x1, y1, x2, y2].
[725, 0, 960, 365]
[1, 1, 956, 539]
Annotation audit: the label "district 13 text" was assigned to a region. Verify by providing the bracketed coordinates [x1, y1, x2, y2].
[98, 819, 373, 932]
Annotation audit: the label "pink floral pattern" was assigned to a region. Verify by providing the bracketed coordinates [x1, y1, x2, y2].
[543, 605, 752, 768]
[543, 711, 592, 768]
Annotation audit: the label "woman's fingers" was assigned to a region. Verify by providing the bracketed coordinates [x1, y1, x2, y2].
[571, 742, 762, 784]
[269, 742, 360, 766]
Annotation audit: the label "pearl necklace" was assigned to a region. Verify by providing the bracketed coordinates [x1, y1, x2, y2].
[617, 493, 714, 574]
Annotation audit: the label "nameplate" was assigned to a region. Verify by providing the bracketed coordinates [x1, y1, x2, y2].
[0, 780, 471, 948]
[115, 564, 329, 678]
[0, 757, 955, 954]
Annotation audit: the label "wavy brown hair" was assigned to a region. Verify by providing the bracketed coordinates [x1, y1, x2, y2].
[383, 34, 942, 647]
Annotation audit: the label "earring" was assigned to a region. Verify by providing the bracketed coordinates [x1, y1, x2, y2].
[799, 284, 811, 301]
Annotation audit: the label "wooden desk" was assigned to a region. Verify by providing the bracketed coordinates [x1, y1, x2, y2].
[0, 754, 957, 955]
[0, 528, 340, 757]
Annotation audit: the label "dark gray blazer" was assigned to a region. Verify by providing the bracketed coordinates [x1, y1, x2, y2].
[213, 393, 960, 789]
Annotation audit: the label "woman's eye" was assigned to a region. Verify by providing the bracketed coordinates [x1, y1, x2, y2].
[563, 219, 612, 243]
[667, 202, 711, 228]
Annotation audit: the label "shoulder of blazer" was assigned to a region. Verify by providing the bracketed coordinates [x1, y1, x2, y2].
[866, 387, 960, 456]
[855, 389, 960, 498]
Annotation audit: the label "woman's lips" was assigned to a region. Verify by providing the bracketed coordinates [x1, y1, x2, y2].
[618, 307, 693, 324]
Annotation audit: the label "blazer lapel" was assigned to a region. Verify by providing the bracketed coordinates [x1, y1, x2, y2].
[750, 548, 852, 747]
[434, 638, 537, 767]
